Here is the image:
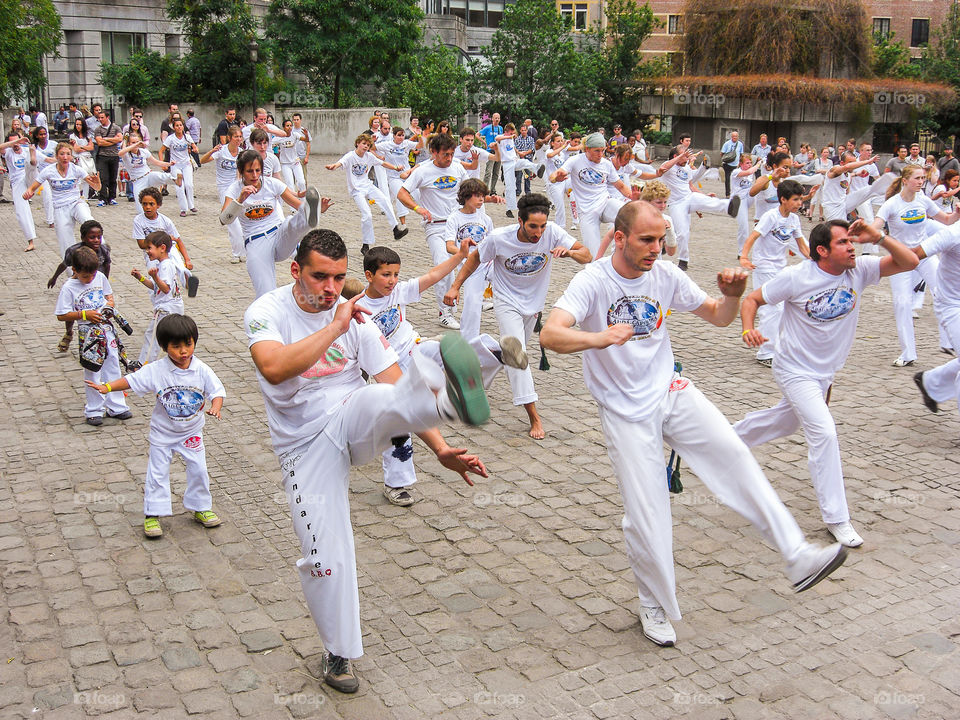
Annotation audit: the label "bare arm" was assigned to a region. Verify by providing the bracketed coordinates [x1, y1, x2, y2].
[418, 240, 474, 294]
[690, 268, 749, 327]
[443, 250, 482, 305]
[540, 307, 634, 354]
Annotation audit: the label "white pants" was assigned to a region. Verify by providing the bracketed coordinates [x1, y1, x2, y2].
[891, 255, 947, 362]
[579, 198, 623, 257]
[11, 177, 37, 241]
[460, 261, 492, 340]
[734, 370, 848, 524]
[753, 267, 781, 360]
[373, 164, 388, 194]
[245, 209, 312, 298]
[501, 158, 537, 212]
[546, 181, 566, 228]
[217, 187, 245, 259]
[174, 163, 195, 213]
[734, 192, 752, 254]
[278, 348, 453, 659]
[41, 180, 54, 225]
[425, 222, 455, 315]
[387, 176, 408, 219]
[132, 170, 180, 213]
[55, 201, 94, 258]
[138, 305, 184, 364]
[382, 336, 505, 489]
[82, 328, 129, 419]
[668, 194, 732, 263]
[351, 187, 398, 247]
[921, 305, 960, 414]
[493, 300, 537, 405]
[280, 161, 306, 193]
[144, 432, 212, 516]
[822, 201, 846, 222]
[600, 377, 805, 620]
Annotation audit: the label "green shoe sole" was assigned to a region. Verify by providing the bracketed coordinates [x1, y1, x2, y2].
[439, 333, 490, 426]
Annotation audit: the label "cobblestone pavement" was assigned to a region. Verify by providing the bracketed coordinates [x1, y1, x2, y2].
[1, 159, 958, 720]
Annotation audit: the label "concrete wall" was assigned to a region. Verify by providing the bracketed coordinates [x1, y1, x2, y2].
[287, 108, 412, 155]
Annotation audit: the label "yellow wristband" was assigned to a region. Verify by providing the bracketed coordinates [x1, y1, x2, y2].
[81, 310, 86, 321]
[104, 382, 112, 393]
[742, 329, 751, 336]
[140, 276, 148, 285]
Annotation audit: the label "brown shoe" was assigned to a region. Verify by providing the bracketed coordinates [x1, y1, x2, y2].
[321, 652, 359, 693]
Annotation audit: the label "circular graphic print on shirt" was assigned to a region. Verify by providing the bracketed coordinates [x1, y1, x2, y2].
[805, 286, 857, 321]
[504, 252, 547, 275]
[76, 288, 106, 311]
[432, 175, 458, 190]
[373, 306, 402, 338]
[772, 226, 794, 243]
[157, 386, 205, 420]
[457, 223, 487, 246]
[900, 208, 926, 225]
[244, 204, 274, 221]
[350, 163, 368, 177]
[607, 295, 663, 339]
[578, 167, 605, 185]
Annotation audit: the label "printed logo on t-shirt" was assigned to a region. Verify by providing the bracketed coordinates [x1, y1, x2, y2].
[300, 343, 348, 378]
[804, 286, 857, 322]
[839, 179, 849, 191]
[129, 154, 145, 168]
[351, 163, 368, 176]
[504, 252, 547, 275]
[432, 175, 458, 190]
[248, 319, 268, 333]
[578, 168, 605, 185]
[900, 209, 926, 225]
[606, 295, 663, 339]
[676, 168, 689, 182]
[244, 204, 274, 221]
[75, 287, 106, 311]
[457, 223, 487, 246]
[219, 158, 236, 172]
[157, 385, 205, 420]
[183, 436, 203, 450]
[49, 178, 80, 192]
[373, 306, 402, 338]
[772, 226, 794, 243]
[11, 156, 25, 170]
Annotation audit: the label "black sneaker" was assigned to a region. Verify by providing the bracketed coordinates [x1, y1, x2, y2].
[393, 225, 409, 240]
[107, 410, 133, 420]
[914, 372, 939, 413]
[727, 195, 741, 218]
[187, 275, 200, 298]
[505, 210, 514, 218]
[85, 416, 103, 427]
[677, 260, 688, 271]
[321, 652, 359, 693]
[360, 243, 370, 256]
[537, 166, 545, 178]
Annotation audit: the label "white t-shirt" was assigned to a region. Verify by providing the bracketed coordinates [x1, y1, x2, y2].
[848, 162, 878, 192]
[922, 226, 960, 308]
[225, 177, 288, 237]
[38, 163, 87, 208]
[498, 136, 518, 164]
[363, 278, 422, 362]
[751, 208, 804, 272]
[546, 149, 568, 182]
[445, 208, 493, 250]
[401, 160, 468, 221]
[126, 356, 225, 443]
[731, 168, 755, 198]
[121, 148, 155, 182]
[632, 139, 647, 163]
[877, 193, 942, 248]
[560, 154, 621, 215]
[932, 184, 956, 213]
[244, 286, 398, 454]
[69, 133, 93, 158]
[553, 258, 707, 422]
[336, 150, 382, 195]
[454, 145, 491, 180]
[35, 140, 56, 166]
[163, 132, 195, 166]
[661, 164, 694, 203]
[133, 212, 179, 243]
[276, 130, 302, 165]
[821, 171, 849, 206]
[256, 152, 281, 178]
[34, 112, 47, 129]
[3, 147, 28, 185]
[761, 256, 882, 378]
[54, 272, 113, 328]
[242, 123, 283, 144]
[478, 222, 576, 312]
[212, 146, 240, 188]
[150, 257, 184, 313]
[377, 138, 417, 179]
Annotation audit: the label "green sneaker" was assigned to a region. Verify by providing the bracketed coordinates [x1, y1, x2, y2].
[144, 517, 162, 538]
[439, 333, 490, 426]
[193, 510, 221, 528]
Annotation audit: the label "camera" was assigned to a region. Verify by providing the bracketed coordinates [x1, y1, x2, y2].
[101, 306, 133, 335]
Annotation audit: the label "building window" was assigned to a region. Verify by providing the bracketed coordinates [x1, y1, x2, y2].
[872, 17, 891, 39]
[668, 15, 683, 34]
[911, 19, 929, 47]
[101, 32, 146, 64]
[560, 3, 588, 31]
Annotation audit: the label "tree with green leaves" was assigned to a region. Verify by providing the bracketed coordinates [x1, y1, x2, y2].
[0, 0, 61, 106]
[265, 0, 423, 108]
[100, 50, 181, 108]
[385, 39, 468, 123]
[922, 4, 960, 138]
[871, 31, 922, 79]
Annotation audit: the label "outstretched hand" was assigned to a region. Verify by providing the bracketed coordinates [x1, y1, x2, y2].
[741, 329, 768, 347]
[717, 267, 748, 297]
[435, 445, 488, 486]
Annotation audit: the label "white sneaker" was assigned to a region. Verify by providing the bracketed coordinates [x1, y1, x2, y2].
[482, 300, 494, 311]
[230, 256, 242, 264]
[892, 356, 916, 367]
[638, 605, 675, 646]
[826, 521, 864, 548]
[912, 310, 920, 319]
[786, 542, 848, 591]
[437, 314, 460, 330]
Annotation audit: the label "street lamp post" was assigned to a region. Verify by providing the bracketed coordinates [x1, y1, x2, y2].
[504, 60, 515, 126]
[249, 40, 259, 113]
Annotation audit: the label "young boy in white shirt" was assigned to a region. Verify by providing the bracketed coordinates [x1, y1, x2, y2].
[133, 187, 197, 297]
[131, 231, 184, 364]
[444, 178, 495, 340]
[86, 313, 226, 539]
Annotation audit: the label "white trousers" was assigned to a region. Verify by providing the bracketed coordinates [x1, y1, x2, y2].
[578, 198, 623, 257]
[41, 180, 54, 225]
[144, 432, 212, 516]
[11, 177, 37, 241]
[425, 222, 454, 315]
[351, 187, 398, 247]
[546, 181, 566, 228]
[82, 328, 129, 418]
[668, 194, 732, 263]
[501, 158, 537, 212]
[459, 261, 492, 340]
[55, 201, 93, 258]
[493, 300, 538, 405]
[381, 336, 504, 489]
[387, 176, 409, 219]
[173, 163, 195, 213]
[921, 305, 960, 414]
[735, 192, 751, 254]
[600, 377, 805, 620]
[278, 348, 452, 659]
[891, 255, 947, 362]
[734, 371, 848, 524]
[753, 267, 781, 360]
[245, 208, 312, 298]
[217, 187, 245, 259]
[132, 170, 180, 213]
[280, 161, 306, 193]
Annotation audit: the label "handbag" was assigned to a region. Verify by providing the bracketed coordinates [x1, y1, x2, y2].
[77, 323, 107, 371]
[720, 149, 737, 165]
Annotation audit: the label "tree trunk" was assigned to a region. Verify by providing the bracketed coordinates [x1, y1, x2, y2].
[333, 72, 340, 109]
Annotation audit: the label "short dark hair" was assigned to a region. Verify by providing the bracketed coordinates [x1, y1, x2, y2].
[459, 126, 476, 138]
[146, 231, 173, 251]
[249, 127, 269, 145]
[809, 220, 849, 263]
[777, 179, 804, 202]
[429, 133, 456, 153]
[72, 246, 100, 273]
[295, 229, 347, 266]
[80, 220, 103, 240]
[363, 246, 402, 274]
[517, 193, 551, 223]
[767, 151, 791, 168]
[139, 186, 162, 206]
[237, 149, 262, 174]
[458, 178, 488, 206]
[156, 313, 199, 351]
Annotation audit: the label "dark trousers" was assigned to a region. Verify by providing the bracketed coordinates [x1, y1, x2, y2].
[96, 155, 119, 202]
[515, 170, 530, 196]
[723, 165, 733, 197]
